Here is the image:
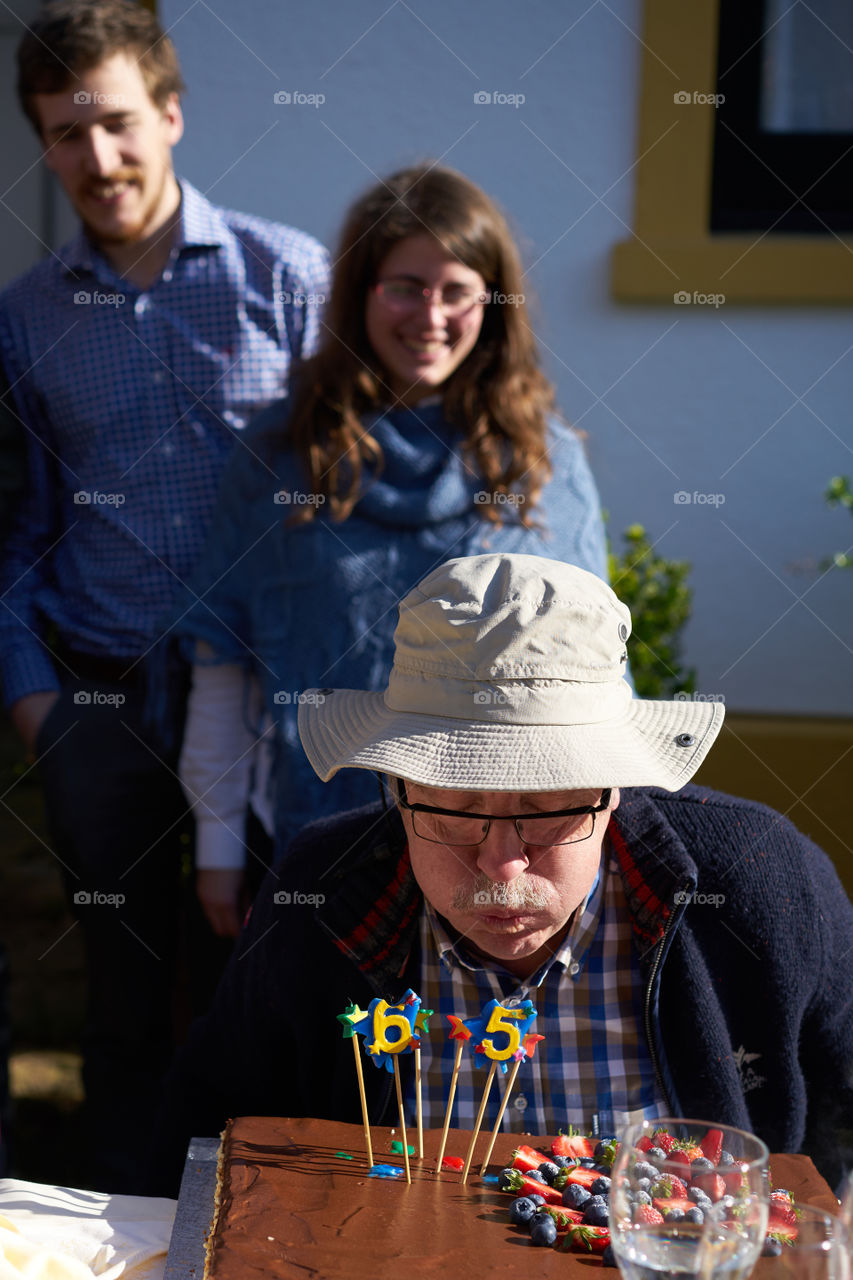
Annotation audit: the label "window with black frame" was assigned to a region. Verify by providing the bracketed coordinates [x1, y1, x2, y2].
[711, 0, 853, 233]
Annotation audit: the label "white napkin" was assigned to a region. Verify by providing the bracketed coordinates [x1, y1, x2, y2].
[0, 1180, 177, 1279]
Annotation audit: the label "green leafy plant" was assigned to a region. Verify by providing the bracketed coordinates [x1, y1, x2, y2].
[608, 523, 696, 699]
[824, 475, 852, 569]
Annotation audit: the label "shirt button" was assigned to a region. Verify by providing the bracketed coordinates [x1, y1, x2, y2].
[569, 961, 580, 976]
[513, 1095, 528, 1113]
[135, 297, 149, 316]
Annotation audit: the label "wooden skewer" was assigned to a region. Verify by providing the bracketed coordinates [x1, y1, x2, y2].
[392, 1056, 411, 1184]
[435, 1039, 466, 1171]
[479, 1056, 523, 1174]
[350, 1034, 373, 1168]
[414, 1042, 424, 1159]
[461, 1060, 498, 1185]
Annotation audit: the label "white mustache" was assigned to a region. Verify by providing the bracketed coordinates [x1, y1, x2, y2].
[451, 873, 550, 911]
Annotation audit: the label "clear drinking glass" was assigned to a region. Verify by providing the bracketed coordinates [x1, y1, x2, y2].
[609, 1117, 769, 1280]
[771, 1205, 850, 1280]
[839, 1172, 853, 1238]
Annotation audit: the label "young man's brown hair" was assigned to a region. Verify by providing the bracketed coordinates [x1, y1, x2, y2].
[17, 0, 185, 132]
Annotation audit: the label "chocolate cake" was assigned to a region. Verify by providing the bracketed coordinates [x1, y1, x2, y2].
[203, 1117, 838, 1280]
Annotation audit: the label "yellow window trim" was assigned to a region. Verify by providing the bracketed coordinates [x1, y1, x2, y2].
[610, 0, 853, 304]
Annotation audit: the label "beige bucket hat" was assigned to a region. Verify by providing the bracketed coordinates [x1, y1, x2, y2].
[298, 553, 723, 792]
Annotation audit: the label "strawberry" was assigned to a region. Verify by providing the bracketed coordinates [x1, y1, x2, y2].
[766, 1225, 799, 1246]
[694, 1173, 727, 1202]
[634, 1204, 665, 1226]
[636, 1136, 654, 1153]
[700, 1128, 723, 1165]
[561, 1225, 611, 1254]
[511, 1144, 549, 1174]
[650, 1174, 688, 1199]
[653, 1197, 695, 1217]
[503, 1169, 564, 1204]
[769, 1192, 798, 1227]
[663, 1150, 692, 1174]
[544, 1206, 585, 1231]
[559, 1165, 603, 1190]
[651, 1130, 676, 1154]
[552, 1132, 596, 1161]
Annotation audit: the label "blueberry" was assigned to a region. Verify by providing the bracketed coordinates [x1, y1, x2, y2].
[526, 1169, 546, 1183]
[688, 1186, 712, 1205]
[537, 1161, 560, 1185]
[647, 1146, 667, 1165]
[590, 1176, 611, 1196]
[595, 1138, 616, 1159]
[634, 1191, 652, 1206]
[583, 1199, 610, 1227]
[531, 1209, 554, 1227]
[509, 1197, 536, 1225]
[552, 1155, 571, 1170]
[634, 1162, 659, 1182]
[528, 1193, 546, 1207]
[664, 1209, 686, 1222]
[719, 1150, 735, 1167]
[594, 1163, 613, 1176]
[719, 1195, 736, 1211]
[685, 1207, 705, 1225]
[562, 1183, 592, 1210]
[690, 1156, 714, 1173]
[635, 1177, 652, 1194]
[762, 1238, 783, 1258]
[530, 1217, 558, 1247]
[497, 1167, 516, 1191]
[601, 1244, 618, 1267]
[578, 1157, 598, 1168]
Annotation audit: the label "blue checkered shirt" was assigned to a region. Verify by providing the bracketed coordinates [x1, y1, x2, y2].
[413, 844, 669, 1139]
[0, 180, 329, 705]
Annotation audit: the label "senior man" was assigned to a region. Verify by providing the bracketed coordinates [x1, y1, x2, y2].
[153, 554, 853, 1192]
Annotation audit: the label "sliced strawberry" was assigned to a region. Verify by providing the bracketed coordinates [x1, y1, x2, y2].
[723, 1167, 745, 1195]
[664, 1150, 692, 1174]
[561, 1225, 611, 1254]
[544, 1206, 585, 1231]
[694, 1173, 727, 1202]
[634, 1204, 665, 1226]
[636, 1135, 654, 1153]
[503, 1169, 564, 1204]
[766, 1225, 799, 1246]
[700, 1128, 723, 1165]
[552, 1132, 595, 1161]
[559, 1165, 603, 1190]
[653, 1197, 695, 1217]
[769, 1192, 798, 1227]
[511, 1144, 548, 1174]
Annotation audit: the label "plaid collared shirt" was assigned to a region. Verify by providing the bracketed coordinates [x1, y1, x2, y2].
[0, 180, 329, 704]
[411, 844, 669, 1138]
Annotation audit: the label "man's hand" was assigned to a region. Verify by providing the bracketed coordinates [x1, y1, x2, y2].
[196, 868, 246, 939]
[11, 690, 61, 758]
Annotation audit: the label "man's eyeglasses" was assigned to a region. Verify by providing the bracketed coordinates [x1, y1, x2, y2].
[395, 779, 612, 847]
[373, 279, 489, 318]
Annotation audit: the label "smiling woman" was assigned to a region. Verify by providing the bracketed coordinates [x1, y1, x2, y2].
[174, 163, 612, 939]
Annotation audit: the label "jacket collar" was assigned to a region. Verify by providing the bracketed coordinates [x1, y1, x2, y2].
[610, 787, 698, 951]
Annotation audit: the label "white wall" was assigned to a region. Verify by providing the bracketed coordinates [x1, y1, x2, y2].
[104, 1, 853, 711]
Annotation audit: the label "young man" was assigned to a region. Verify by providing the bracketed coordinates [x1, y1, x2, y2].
[153, 554, 853, 1195]
[0, 0, 328, 1190]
